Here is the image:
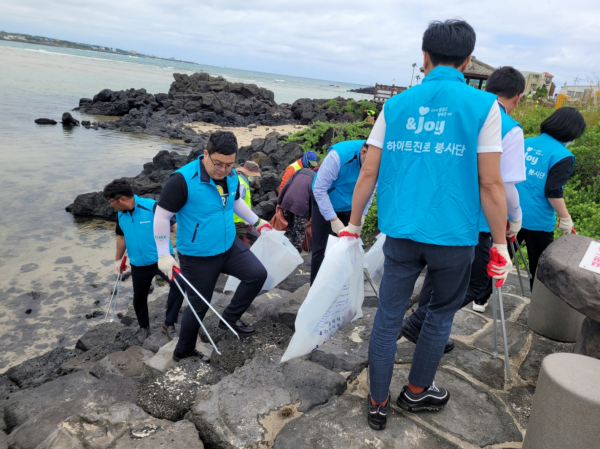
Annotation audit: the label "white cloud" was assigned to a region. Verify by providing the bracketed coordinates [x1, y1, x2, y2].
[1, 0, 599, 87]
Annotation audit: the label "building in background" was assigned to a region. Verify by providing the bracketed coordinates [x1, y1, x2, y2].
[462, 56, 495, 90]
[520, 71, 555, 96]
[558, 83, 600, 101]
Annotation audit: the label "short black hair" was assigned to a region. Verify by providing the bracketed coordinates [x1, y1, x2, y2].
[103, 179, 134, 200]
[422, 19, 476, 67]
[485, 67, 526, 98]
[540, 107, 587, 143]
[206, 131, 238, 155]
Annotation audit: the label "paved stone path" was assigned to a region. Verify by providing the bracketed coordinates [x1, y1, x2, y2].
[285, 269, 574, 448]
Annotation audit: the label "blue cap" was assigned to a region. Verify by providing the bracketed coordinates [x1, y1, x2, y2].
[302, 151, 318, 168]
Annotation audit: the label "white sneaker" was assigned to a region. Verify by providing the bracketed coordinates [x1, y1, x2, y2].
[472, 302, 488, 313]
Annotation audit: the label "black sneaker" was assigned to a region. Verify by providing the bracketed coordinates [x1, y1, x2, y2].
[218, 318, 255, 335]
[367, 393, 390, 431]
[172, 348, 210, 363]
[400, 317, 455, 353]
[396, 382, 450, 412]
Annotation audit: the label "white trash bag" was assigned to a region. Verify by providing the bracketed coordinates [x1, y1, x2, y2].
[281, 236, 365, 363]
[224, 230, 303, 293]
[364, 233, 386, 286]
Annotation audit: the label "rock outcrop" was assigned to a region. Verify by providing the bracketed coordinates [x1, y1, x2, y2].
[75, 73, 370, 140]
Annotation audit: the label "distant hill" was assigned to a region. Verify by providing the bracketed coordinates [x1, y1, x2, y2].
[0, 30, 197, 65]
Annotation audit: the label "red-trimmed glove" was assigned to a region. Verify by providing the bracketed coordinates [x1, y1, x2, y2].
[506, 219, 521, 243]
[339, 222, 362, 239]
[158, 254, 179, 281]
[557, 216, 574, 235]
[115, 256, 128, 274]
[487, 244, 513, 287]
[256, 219, 273, 234]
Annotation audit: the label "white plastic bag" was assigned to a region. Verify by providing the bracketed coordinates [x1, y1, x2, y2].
[364, 233, 386, 286]
[281, 236, 365, 363]
[224, 230, 303, 293]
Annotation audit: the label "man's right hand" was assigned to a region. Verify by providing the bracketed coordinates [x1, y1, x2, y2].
[158, 254, 179, 281]
[487, 244, 513, 287]
[115, 257, 127, 273]
[330, 217, 345, 236]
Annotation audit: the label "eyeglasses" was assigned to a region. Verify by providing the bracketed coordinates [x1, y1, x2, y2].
[109, 196, 122, 204]
[209, 154, 235, 170]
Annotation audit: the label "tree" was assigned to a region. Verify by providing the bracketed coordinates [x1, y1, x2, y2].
[534, 84, 549, 98]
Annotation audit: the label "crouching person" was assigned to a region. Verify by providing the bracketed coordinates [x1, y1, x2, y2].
[153, 131, 271, 363]
[103, 180, 183, 344]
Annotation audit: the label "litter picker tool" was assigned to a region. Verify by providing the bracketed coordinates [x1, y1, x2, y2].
[364, 270, 379, 299]
[514, 240, 532, 283]
[509, 240, 526, 296]
[172, 267, 239, 341]
[492, 284, 512, 383]
[105, 255, 127, 322]
[171, 270, 222, 355]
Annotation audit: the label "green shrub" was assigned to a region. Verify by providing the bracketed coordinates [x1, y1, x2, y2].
[284, 120, 374, 154]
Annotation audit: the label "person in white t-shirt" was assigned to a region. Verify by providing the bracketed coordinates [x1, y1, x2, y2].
[400, 66, 527, 354]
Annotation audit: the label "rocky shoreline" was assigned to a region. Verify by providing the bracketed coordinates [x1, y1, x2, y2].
[66, 72, 376, 222]
[1, 264, 570, 448]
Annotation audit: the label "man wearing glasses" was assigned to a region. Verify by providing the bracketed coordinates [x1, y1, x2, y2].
[103, 179, 183, 344]
[153, 131, 272, 362]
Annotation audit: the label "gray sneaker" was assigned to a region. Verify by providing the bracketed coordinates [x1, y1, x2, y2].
[161, 323, 178, 341]
[137, 326, 150, 344]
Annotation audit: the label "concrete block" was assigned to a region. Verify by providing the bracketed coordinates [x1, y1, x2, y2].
[523, 353, 600, 449]
[527, 274, 585, 342]
[141, 339, 179, 380]
[574, 317, 600, 359]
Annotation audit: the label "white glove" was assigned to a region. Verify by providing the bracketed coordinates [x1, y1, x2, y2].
[256, 219, 273, 234]
[506, 219, 521, 243]
[558, 216, 573, 234]
[330, 218, 345, 236]
[340, 222, 363, 238]
[158, 254, 179, 281]
[487, 244, 513, 287]
[361, 215, 366, 226]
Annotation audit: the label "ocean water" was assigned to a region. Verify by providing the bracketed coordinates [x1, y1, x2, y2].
[0, 40, 369, 372]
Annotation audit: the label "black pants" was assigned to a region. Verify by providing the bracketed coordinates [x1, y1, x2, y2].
[176, 238, 268, 354]
[409, 232, 493, 329]
[131, 262, 184, 329]
[310, 196, 351, 285]
[513, 228, 554, 289]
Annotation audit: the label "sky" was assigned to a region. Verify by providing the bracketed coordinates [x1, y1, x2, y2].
[1, 0, 600, 88]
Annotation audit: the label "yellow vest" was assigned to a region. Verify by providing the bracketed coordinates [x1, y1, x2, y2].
[234, 174, 252, 224]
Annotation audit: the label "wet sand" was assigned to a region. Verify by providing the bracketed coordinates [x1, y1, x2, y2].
[186, 123, 306, 147]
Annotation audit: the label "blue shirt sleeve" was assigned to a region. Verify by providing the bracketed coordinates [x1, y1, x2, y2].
[313, 150, 341, 221]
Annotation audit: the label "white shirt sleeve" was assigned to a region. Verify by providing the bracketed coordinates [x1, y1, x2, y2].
[366, 109, 386, 149]
[500, 126, 526, 183]
[477, 102, 503, 154]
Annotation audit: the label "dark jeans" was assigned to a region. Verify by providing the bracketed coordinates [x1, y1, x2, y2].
[513, 228, 554, 289]
[175, 237, 268, 354]
[131, 262, 184, 329]
[310, 196, 351, 284]
[409, 232, 492, 329]
[369, 237, 474, 401]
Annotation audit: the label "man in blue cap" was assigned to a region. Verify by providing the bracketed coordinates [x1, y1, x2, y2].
[342, 19, 511, 430]
[310, 140, 375, 284]
[279, 151, 318, 192]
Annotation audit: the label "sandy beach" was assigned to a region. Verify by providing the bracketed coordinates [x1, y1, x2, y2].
[186, 123, 307, 147]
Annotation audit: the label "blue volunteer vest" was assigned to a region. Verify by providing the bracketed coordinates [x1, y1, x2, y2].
[118, 195, 173, 267]
[174, 156, 239, 257]
[378, 66, 498, 246]
[479, 109, 523, 233]
[313, 140, 365, 212]
[516, 133, 574, 232]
